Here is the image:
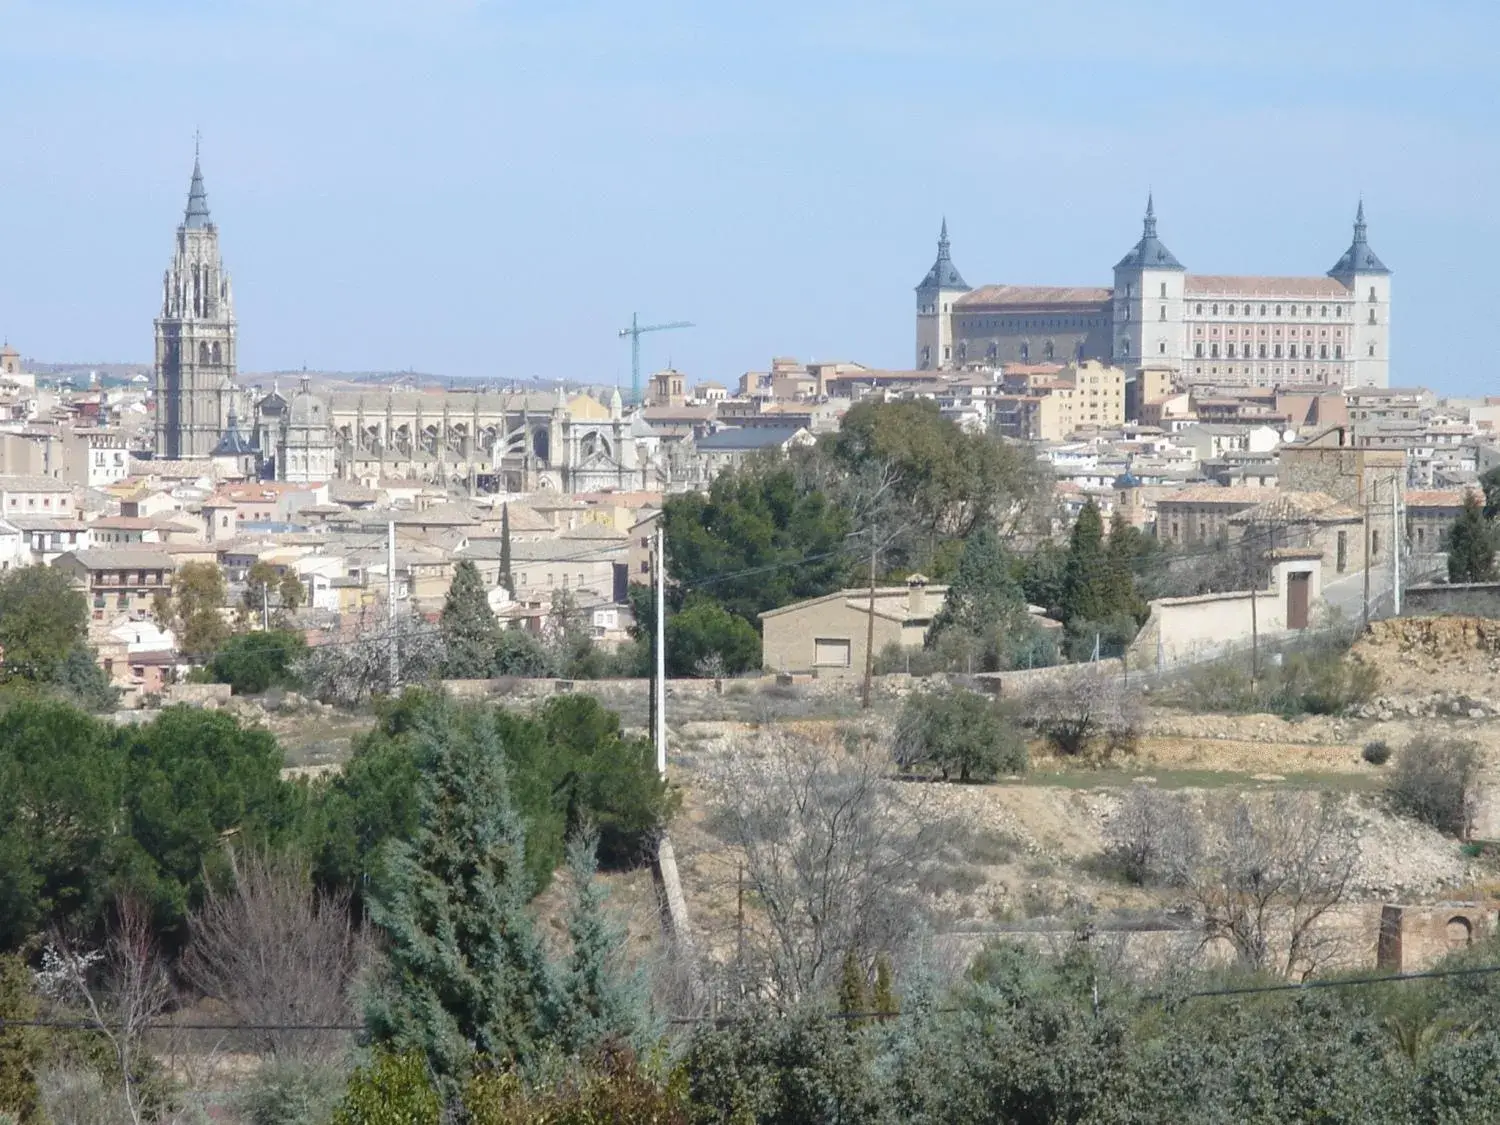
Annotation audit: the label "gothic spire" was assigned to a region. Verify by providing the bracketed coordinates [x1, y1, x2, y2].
[1115, 193, 1183, 271]
[1329, 198, 1389, 277]
[916, 217, 969, 292]
[184, 144, 212, 230]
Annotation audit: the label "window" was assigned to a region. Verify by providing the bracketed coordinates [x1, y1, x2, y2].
[1212, 304, 1218, 315]
[1369, 286, 1377, 302]
[1124, 306, 1131, 321]
[1274, 344, 1282, 358]
[1368, 342, 1376, 357]
[1305, 305, 1312, 316]
[1304, 345, 1313, 359]
[1335, 344, 1343, 359]
[1260, 304, 1267, 315]
[1159, 341, 1166, 355]
[1336, 306, 1343, 317]
[1321, 306, 1328, 317]
[1320, 345, 1328, 359]
[1210, 344, 1219, 358]
[1289, 305, 1296, 317]
[1337, 531, 1348, 573]
[1368, 309, 1376, 324]
[1160, 282, 1167, 297]
[1196, 303, 1204, 314]
[1275, 305, 1282, 315]
[1259, 344, 1267, 358]
[943, 345, 950, 359]
[1195, 343, 1204, 357]
[1226, 344, 1236, 358]
[1372, 530, 1381, 560]
[1159, 305, 1167, 321]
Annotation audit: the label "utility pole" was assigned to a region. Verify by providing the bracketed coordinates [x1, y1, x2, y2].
[387, 519, 399, 691]
[861, 535, 877, 710]
[1362, 486, 1372, 630]
[1392, 482, 1402, 616]
[262, 581, 270, 632]
[654, 523, 667, 777]
[1249, 547, 1259, 693]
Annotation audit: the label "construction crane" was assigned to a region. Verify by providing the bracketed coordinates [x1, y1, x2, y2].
[618, 313, 693, 405]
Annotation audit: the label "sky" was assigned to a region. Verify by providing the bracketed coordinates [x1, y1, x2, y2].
[0, 0, 1496, 394]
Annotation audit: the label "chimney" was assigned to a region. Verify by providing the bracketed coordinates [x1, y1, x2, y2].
[906, 573, 929, 619]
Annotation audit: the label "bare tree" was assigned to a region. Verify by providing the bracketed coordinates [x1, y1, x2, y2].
[1104, 786, 1200, 887]
[39, 900, 173, 1125]
[296, 609, 444, 706]
[1191, 793, 1358, 979]
[182, 851, 361, 1062]
[706, 727, 948, 1007]
[1021, 668, 1143, 762]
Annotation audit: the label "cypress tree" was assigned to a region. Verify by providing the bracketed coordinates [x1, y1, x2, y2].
[928, 526, 1023, 641]
[1059, 500, 1111, 626]
[440, 559, 501, 678]
[557, 830, 652, 1054]
[364, 702, 560, 1092]
[1447, 493, 1496, 583]
[499, 503, 514, 596]
[872, 954, 898, 1017]
[1104, 510, 1147, 623]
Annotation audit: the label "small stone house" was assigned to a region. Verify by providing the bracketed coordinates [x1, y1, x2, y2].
[759, 575, 948, 676]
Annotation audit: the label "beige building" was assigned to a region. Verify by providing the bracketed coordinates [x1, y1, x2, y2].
[1278, 427, 1405, 568]
[759, 576, 947, 676]
[54, 548, 174, 623]
[1405, 488, 1480, 557]
[1226, 491, 1365, 578]
[1154, 486, 1271, 546]
[1066, 360, 1127, 429]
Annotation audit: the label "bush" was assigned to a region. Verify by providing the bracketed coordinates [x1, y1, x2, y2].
[893, 687, 1026, 781]
[465, 1051, 688, 1125]
[1164, 637, 1378, 719]
[1362, 740, 1392, 766]
[209, 630, 307, 695]
[1389, 736, 1481, 838]
[1021, 670, 1141, 762]
[237, 1060, 346, 1125]
[331, 1053, 439, 1125]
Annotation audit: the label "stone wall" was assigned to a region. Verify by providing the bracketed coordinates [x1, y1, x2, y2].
[1403, 583, 1500, 619]
[163, 682, 232, 707]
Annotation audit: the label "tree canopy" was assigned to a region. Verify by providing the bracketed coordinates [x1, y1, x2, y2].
[1447, 492, 1496, 583]
[440, 560, 500, 679]
[0, 565, 90, 684]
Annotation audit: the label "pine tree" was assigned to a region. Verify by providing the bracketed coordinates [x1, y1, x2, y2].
[499, 503, 515, 597]
[364, 702, 560, 1092]
[928, 526, 1023, 641]
[440, 559, 500, 678]
[558, 830, 652, 1055]
[1447, 492, 1496, 583]
[1059, 500, 1111, 626]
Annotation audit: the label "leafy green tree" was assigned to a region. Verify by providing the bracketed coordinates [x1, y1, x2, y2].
[892, 687, 1027, 782]
[208, 629, 306, 694]
[1446, 491, 1496, 583]
[1481, 466, 1500, 521]
[830, 398, 1046, 556]
[557, 831, 652, 1055]
[441, 559, 500, 678]
[663, 459, 852, 624]
[117, 706, 295, 944]
[364, 700, 560, 1092]
[838, 950, 869, 1023]
[172, 561, 231, 658]
[242, 560, 280, 624]
[0, 565, 89, 684]
[0, 953, 46, 1121]
[493, 626, 553, 677]
[54, 644, 119, 712]
[1104, 510, 1150, 622]
[925, 526, 1039, 672]
[0, 699, 124, 950]
[666, 597, 762, 677]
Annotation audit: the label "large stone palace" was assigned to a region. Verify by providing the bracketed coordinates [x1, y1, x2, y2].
[916, 198, 1391, 389]
[151, 152, 670, 490]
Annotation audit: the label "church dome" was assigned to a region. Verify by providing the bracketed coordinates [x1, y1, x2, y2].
[288, 377, 325, 427]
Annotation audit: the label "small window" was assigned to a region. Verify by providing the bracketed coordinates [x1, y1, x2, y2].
[1368, 309, 1377, 325]
[1372, 530, 1381, 560]
[1289, 305, 1297, 317]
[1335, 344, 1343, 359]
[1159, 342, 1166, 355]
[1337, 531, 1348, 573]
[1159, 282, 1167, 298]
[1259, 344, 1267, 358]
[1195, 303, 1203, 315]
[1336, 306, 1343, 317]
[1159, 305, 1167, 321]
[1369, 286, 1377, 302]
[1195, 343, 1204, 357]
[1259, 304, 1267, 315]
[1368, 342, 1376, 357]
[1210, 344, 1219, 358]
[1211, 304, 1218, 315]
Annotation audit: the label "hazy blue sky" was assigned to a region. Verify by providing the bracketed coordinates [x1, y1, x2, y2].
[0, 1, 1495, 392]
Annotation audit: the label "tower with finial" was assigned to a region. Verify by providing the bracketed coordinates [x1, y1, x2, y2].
[1111, 193, 1186, 374]
[153, 135, 237, 460]
[914, 218, 970, 370]
[1329, 199, 1391, 388]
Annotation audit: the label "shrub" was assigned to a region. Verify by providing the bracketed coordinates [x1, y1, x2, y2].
[1021, 670, 1142, 763]
[331, 1053, 439, 1125]
[237, 1060, 346, 1125]
[892, 687, 1026, 781]
[1389, 736, 1481, 838]
[1362, 740, 1392, 766]
[209, 630, 307, 695]
[465, 1050, 689, 1125]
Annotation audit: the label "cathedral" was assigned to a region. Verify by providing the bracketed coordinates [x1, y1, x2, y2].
[915, 198, 1391, 389]
[153, 147, 236, 459]
[151, 149, 669, 492]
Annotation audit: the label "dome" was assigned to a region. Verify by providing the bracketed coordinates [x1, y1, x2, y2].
[1113, 471, 1141, 489]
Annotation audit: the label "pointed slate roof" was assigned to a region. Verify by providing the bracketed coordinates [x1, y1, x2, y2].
[212, 408, 257, 456]
[184, 151, 212, 230]
[1114, 194, 1184, 271]
[915, 218, 970, 292]
[1328, 200, 1390, 277]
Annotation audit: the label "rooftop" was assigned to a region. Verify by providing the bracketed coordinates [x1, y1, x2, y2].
[1184, 275, 1351, 299]
[958, 285, 1112, 308]
[59, 548, 175, 570]
[1156, 485, 1279, 506]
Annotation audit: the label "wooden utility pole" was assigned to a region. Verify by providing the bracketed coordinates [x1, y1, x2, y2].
[861, 536, 877, 710]
[1362, 487, 1372, 630]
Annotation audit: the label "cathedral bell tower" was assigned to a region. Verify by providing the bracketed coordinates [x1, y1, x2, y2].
[154, 142, 237, 460]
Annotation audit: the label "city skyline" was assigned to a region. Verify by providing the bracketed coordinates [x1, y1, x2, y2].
[1, 1, 1496, 393]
